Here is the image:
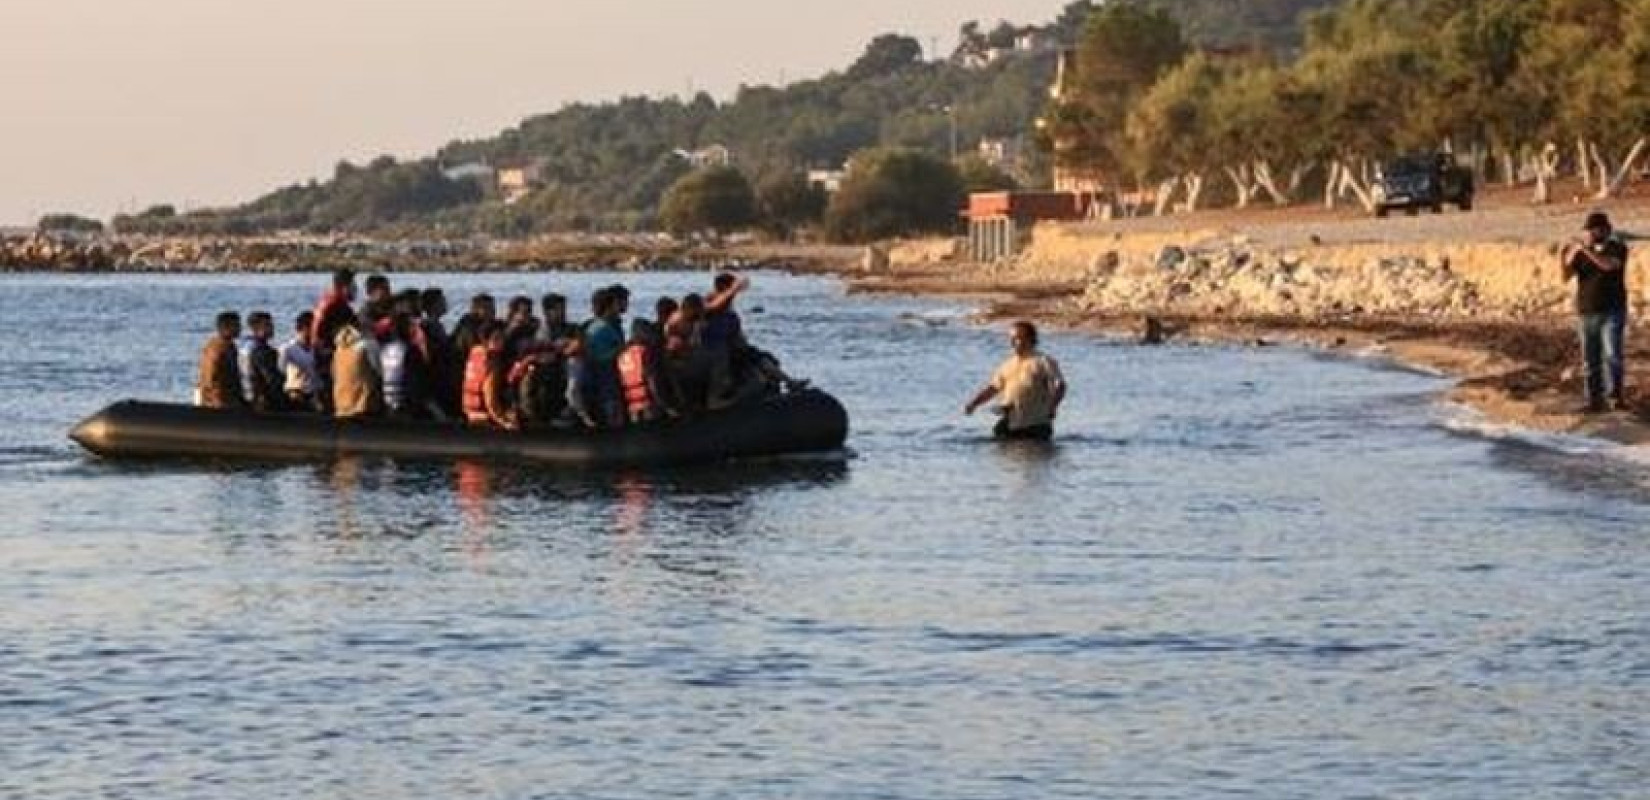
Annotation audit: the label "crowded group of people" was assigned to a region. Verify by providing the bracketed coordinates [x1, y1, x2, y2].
[196, 269, 805, 431]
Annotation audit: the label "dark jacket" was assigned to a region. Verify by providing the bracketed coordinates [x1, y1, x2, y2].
[1571, 237, 1631, 314]
[243, 338, 284, 412]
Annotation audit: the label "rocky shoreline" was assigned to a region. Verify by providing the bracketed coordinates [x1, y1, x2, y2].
[839, 196, 1650, 448]
[0, 233, 809, 274]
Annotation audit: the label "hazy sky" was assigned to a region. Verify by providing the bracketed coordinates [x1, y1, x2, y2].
[1, 0, 1067, 225]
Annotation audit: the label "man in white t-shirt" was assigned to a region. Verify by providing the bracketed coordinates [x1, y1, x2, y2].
[278, 310, 322, 411]
[964, 321, 1067, 441]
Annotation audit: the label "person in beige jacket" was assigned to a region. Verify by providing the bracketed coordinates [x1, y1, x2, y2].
[331, 314, 384, 419]
[964, 320, 1066, 441]
[197, 311, 247, 409]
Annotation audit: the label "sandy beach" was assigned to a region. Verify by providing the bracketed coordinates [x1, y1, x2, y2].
[819, 180, 1650, 447]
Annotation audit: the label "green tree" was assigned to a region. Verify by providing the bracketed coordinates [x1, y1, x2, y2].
[1146, 0, 1342, 50]
[985, 21, 1020, 49]
[659, 166, 757, 236]
[956, 155, 1020, 194]
[1053, 2, 1188, 179]
[755, 171, 828, 239]
[37, 214, 104, 234]
[849, 34, 924, 79]
[824, 148, 964, 243]
[1124, 52, 1227, 209]
[1209, 65, 1325, 204]
[1420, 0, 1541, 156]
[1051, 1, 1100, 42]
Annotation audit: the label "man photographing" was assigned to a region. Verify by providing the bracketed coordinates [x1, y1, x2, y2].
[1561, 211, 1631, 412]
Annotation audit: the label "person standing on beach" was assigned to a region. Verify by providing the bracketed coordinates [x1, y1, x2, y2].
[964, 321, 1067, 440]
[1561, 211, 1631, 412]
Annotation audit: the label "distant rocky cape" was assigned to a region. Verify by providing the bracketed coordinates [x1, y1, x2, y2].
[0, 234, 794, 274]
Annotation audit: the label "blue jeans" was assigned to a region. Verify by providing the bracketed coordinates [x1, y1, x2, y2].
[1578, 311, 1627, 401]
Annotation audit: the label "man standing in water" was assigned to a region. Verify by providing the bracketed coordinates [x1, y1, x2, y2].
[1561, 211, 1631, 412]
[965, 321, 1067, 440]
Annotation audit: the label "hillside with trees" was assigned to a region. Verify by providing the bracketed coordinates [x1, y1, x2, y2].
[118, 31, 1060, 238]
[1050, 0, 1650, 216]
[114, 1, 1351, 239]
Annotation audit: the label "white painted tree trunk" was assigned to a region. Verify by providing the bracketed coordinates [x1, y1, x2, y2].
[1587, 141, 1609, 198]
[1531, 142, 1560, 204]
[1598, 137, 1648, 199]
[1464, 143, 1488, 184]
[1224, 164, 1256, 209]
[1336, 159, 1375, 212]
[1252, 160, 1310, 206]
[1151, 177, 1179, 217]
[1249, 162, 1277, 205]
[1324, 161, 1342, 209]
[1501, 152, 1517, 188]
[1578, 138, 1593, 189]
[1182, 173, 1206, 212]
[1286, 163, 1311, 199]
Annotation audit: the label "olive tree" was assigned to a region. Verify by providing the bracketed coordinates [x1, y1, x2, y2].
[658, 166, 757, 237]
[824, 148, 964, 243]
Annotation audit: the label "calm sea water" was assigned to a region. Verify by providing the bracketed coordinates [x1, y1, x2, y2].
[2, 272, 1647, 799]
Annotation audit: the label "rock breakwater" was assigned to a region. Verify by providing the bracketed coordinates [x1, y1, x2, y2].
[0, 233, 790, 274]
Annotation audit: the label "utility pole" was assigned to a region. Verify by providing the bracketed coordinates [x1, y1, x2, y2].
[946, 105, 958, 161]
[931, 104, 959, 161]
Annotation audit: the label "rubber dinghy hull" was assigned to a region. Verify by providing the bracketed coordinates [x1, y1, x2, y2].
[70, 389, 849, 468]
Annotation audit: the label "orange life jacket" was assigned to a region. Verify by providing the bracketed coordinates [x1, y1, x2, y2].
[462, 345, 492, 424]
[617, 343, 653, 416]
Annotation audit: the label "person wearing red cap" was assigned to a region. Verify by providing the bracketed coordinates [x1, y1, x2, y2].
[1561, 211, 1631, 412]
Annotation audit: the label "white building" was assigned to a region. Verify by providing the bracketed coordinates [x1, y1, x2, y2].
[441, 162, 495, 183]
[807, 169, 847, 194]
[977, 137, 1021, 174]
[496, 159, 546, 204]
[674, 144, 732, 169]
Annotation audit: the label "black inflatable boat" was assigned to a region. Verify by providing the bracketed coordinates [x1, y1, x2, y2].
[69, 389, 849, 467]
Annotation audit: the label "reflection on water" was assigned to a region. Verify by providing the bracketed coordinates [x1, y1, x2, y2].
[1, 273, 1647, 799]
[991, 438, 1062, 493]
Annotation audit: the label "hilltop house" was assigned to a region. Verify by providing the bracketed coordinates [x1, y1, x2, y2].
[441, 162, 494, 183]
[1015, 28, 1057, 54]
[674, 144, 732, 169]
[807, 168, 847, 194]
[977, 137, 1021, 175]
[955, 25, 1056, 69]
[496, 159, 546, 204]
